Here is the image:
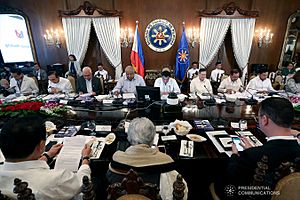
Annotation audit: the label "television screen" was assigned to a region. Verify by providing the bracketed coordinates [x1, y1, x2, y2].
[136, 86, 161, 102]
[0, 14, 34, 63]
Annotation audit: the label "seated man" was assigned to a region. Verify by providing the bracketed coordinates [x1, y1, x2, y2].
[0, 79, 14, 97]
[154, 67, 180, 95]
[286, 70, 300, 93]
[0, 115, 91, 199]
[107, 117, 188, 200]
[187, 61, 199, 81]
[112, 65, 146, 96]
[94, 63, 108, 81]
[33, 62, 48, 94]
[77, 66, 102, 96]
[10, 68, 39, 95]
[216, 97, 300, 199]
[190, 68, 213, 94]
[246, 68, 275, 94]
[281, 63, 296, 78]
[217, 69, 243, 94]
[47, 71, 73, 94]
[210, 61, 225, 82]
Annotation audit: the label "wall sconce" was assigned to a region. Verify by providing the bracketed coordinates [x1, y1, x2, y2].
[255, 27, 274, 48]
[43, 29, 63, 48]
[187, 26, 200, 48]
[120, 27, 133, 48]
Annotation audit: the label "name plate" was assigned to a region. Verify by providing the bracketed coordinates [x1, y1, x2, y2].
[161, 135, 177, 141]
[96, 125, 112, 132]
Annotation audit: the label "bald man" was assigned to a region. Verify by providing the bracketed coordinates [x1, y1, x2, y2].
[112, 65, 146, 96]
[76, 66, 102, 96]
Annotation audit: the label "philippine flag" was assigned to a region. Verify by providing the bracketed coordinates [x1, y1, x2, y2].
[130, 23, 145, 77]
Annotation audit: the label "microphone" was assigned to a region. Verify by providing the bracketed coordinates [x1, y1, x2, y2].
[203, 85, 216, 106]
[242, 85, 258, 105]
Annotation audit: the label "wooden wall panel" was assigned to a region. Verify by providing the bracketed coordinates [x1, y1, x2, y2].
[1, 0, 300, 76]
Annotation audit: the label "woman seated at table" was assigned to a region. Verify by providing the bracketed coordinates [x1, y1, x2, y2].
[106, 117, 188, 200]
[285, 70, 300, 94]
[154, 67, 180, 95]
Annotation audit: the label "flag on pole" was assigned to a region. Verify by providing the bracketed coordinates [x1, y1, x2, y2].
[175, 27, 190, 82]
[130, 22, 145, 77]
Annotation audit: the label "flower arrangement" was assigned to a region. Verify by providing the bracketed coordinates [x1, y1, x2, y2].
[0, 100, 69, 117]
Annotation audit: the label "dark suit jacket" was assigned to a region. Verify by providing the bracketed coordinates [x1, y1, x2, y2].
[228, 139, 300, 185]
[76, 76, 102, 95]
[33, 69, 47, 81]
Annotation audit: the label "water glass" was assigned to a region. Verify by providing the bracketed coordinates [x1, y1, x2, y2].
[87, 120, 96, 136]
[239, 119, 248, 131]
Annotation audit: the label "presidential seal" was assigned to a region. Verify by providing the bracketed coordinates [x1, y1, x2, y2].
[145, 19, 176, 52]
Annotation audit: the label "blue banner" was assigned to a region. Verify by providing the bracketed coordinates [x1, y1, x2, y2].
[175, 29, 190, 81]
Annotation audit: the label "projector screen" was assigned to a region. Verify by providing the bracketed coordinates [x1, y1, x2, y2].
[0, 14, 34, 63]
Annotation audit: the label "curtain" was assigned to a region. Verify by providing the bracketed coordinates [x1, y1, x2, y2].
[199, 18, 231, 68]
[231, 18, 256, 83]
[62, 18, 92, 65]
[92, 17, 123, 79]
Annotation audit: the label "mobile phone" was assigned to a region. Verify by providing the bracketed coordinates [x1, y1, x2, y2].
[45, 141, 58, 152]
[232, 137, 244, 151]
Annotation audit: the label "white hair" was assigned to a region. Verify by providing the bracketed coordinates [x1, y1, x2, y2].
[127, 117, 155, 146]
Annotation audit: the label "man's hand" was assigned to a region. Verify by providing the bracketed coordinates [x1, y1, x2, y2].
[81, 144, 91, 157]
[231, 144, 239, 155]
[240, 136, 253, 149]
[47, 143, 63, 158]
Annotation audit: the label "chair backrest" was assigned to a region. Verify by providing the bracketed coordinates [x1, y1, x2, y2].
[0, 178, 36, 200]
[271, 172, 300, 200]
[81, 176, 95, 200]
[107, 169, 160, 200]
[98, 77, 105, 95]
[67, 75, 76, 92]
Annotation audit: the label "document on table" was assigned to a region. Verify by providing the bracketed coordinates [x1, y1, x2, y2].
[54, 136, 86, 172]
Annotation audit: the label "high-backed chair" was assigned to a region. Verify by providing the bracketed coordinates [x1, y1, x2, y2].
[107, 169, 160, 200]
[0, 178, 35, 200]
[67, 75, 76, 92]
[98, 77, 105, 95]
[271, 172, 300, 200]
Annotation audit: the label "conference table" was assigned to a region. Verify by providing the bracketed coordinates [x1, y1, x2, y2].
[2, 95, 300, 199]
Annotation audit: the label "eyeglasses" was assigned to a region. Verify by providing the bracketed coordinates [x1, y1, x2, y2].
[253, 115, 258, 123]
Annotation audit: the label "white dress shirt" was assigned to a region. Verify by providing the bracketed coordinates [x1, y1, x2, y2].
[246, 76, 275, 93]
[210, 69, 225, 82]
[48, 77, 73, 93]
[112, 74, 146, 95]
[10, 75, 39, 94]
[0, 160, 91, 200]
[190, 78, 213, 94]
[94, 69, 108, 79]
[218, 77, 243, 93]
[187, 68, 199, 79]
[85, 79, 93, 93]
[154, 77, 181, 94]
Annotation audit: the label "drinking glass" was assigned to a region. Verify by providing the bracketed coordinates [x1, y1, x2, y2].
[239, 119, 248, 131]
[86, 120, 96, 136]
[162, 124, 170, 136]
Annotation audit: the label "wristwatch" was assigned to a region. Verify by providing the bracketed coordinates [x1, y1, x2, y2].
[42, 152, 51, 161]
[82, 156, 90, 161]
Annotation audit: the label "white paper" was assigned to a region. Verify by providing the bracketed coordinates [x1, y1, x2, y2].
[95, 125, 111, 132]
[122, 93, 135, 99]
[153, 133, 159, 146]
[54, 136, 86, 172]
[179, 140, 194, 157]
[59, 99, 68, 104]
[124, 121, 130, 133]
[161, 135, 177, 141]
[103, 99, 113, 104]
[156, 125, 163, 132]
[219, 137, 233, 148]
[0, 149, 5, 163]
[90, 140, 105, 159]
[206, 130, 229, 153]
[231, 122, 240, 129]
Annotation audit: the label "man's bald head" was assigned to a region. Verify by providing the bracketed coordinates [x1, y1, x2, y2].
[125, 65, 135, 80]
[82, 66, 92, 80]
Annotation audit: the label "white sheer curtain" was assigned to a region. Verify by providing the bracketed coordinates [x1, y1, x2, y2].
[199, 18, 231, 68]
[92, 17, 122, 79]
[62, 17, 92, 65]
[231, 18, 256, 83]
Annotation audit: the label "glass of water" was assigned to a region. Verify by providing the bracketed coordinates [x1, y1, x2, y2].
[239, 119, 248, 131]
[86, 120, 96, 136]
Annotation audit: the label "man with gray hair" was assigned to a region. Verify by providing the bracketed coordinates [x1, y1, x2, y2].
[107, 117, 188, 200]
[112, 65, 145, 96]
[77, 66, 102, 96]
